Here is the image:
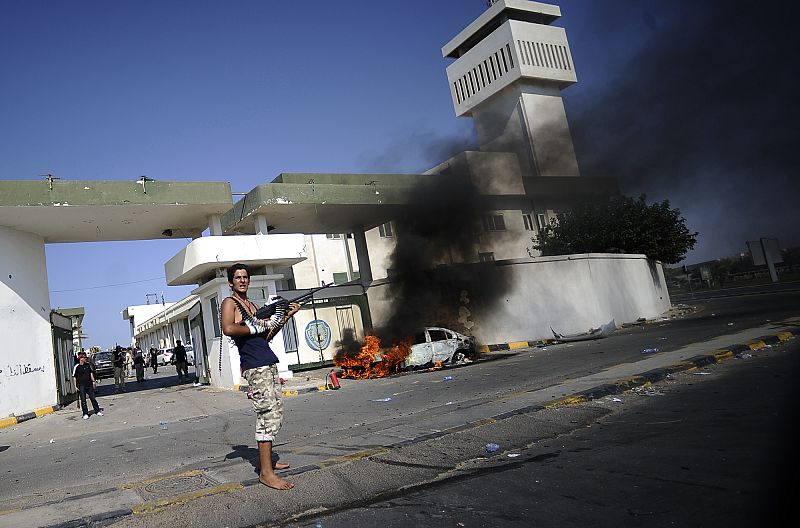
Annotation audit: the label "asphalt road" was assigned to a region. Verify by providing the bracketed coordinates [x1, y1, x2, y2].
[0, 288, 797, 527]
[281, 338, 800, 528]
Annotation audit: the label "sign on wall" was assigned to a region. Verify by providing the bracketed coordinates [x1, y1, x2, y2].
[304, 320, 332, 351]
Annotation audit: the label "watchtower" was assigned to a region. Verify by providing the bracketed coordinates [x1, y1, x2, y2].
[443, 0, 579, 177]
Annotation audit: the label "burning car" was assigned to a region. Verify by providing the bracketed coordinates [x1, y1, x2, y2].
[334, 327, 477, 379]
[401, 327, 476, 369]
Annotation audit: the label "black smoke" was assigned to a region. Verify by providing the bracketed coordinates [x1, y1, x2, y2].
[375, 171, 509, 343]
[566, 0, 800, 261]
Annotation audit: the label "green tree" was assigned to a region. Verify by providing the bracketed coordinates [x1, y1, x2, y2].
[532, 195, 698, 264]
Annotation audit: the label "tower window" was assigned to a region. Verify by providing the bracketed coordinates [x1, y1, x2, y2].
[378, 222, 393, 238]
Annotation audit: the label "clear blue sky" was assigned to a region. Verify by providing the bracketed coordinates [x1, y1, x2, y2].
[2, 1, 796, 348]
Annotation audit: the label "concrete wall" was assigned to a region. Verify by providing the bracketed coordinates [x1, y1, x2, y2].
[0, 226, 57, 418]
[367, 253, 670, 345]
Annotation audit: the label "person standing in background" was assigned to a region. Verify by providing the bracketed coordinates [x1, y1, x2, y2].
[149, 347, 159, 374]
[133, 348, 146, 382]
[72, 352, 103, 419]
[112, 346, 126, 393]
[173, 340, 189, 383]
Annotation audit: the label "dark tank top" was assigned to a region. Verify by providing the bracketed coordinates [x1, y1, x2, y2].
[234, 332, 278, 371]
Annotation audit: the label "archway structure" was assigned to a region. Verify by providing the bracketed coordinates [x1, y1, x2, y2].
[0, 179, 233, 418]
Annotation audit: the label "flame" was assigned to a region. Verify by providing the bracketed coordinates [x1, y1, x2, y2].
[334, 335, 411, 379]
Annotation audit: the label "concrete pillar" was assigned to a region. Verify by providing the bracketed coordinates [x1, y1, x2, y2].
[352, 228, 373, 285]
[254, 215, 269, 235]
[0, 226, 57, 418]
[208, 214, 222, 236]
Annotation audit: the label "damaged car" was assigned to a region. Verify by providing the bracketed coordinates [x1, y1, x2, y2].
[402, 327, 476, 369]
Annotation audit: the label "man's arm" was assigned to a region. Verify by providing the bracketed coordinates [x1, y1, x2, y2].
[72, 365, 78, 390]
[221, 297, 253, 337]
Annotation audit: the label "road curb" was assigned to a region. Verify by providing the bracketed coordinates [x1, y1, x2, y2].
[544, 327, 800, 408]
[0, 404, 61, 430]
[477, 339, 555, 353]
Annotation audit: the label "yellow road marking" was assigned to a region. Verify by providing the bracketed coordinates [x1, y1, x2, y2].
[545, 395, 586, 409]
[711, 350, 734, 362]
[34, 407, 54, 418]
[777, 331, 793, 342]
[508, 341, 529, 350]
[0, 417, 17, 429]
[748, 340, 767, 350]
[132, 483, 243, 515]
[118, 469, 204, 490]
[318, 447, 389, 468]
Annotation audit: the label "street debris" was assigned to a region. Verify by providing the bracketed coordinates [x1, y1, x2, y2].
[507, 453, 521, 458]
[551, 319, 615, 342]
[727, 323, 734, 326]
[443, 376, 454, 381]
[611, 397, 623, 402]
[641, 348, 660, 354]
[737, 352, 753, 359]
[446, 401, 453, 405]
[659, 337, 668, 340]
[372, 397, 392, 402]
[486, 443, 500, 453]
[633, 386, 665, 396]
[159, 421, 168, 430]
[49, 439, 54, 443]
[692, 371, 711, 375]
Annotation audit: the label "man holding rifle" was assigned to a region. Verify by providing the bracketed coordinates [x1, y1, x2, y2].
[221, 263, 300, 490]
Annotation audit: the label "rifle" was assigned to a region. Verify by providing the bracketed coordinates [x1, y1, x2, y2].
[253, 280, 358, 320]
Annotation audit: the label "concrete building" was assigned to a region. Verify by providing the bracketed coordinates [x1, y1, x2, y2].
[2, 1, 670, 420]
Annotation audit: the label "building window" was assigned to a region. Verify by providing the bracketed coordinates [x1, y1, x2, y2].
[479, 252, 495, 262]
[482, 214, 506, 231]
[378, 222, 393, 238]
[536, 213, 547, 231]
[523, 213, 534, 231]
[210, 295, 220, 337]
[326, 233, 342, 239]
[332, 271, 361, 284]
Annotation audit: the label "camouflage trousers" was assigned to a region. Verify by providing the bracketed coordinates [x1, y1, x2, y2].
[242, 364, 283, 443]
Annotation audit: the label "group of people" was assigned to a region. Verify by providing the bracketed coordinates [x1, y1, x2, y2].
[74, 262, 300, 491]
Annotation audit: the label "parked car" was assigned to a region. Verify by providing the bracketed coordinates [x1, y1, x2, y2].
[157, 348, 173, 366]
[91, 351, 115, 380]
[402, 327, 476, 368]
[185, 344, 195, 366]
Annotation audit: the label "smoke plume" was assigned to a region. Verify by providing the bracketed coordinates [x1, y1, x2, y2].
[567, 0, 800, 261]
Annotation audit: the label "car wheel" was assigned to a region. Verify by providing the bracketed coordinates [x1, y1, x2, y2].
[451, 350, 467, 363]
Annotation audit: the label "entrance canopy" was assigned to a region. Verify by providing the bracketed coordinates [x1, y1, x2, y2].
[221, 173, 421, 235]
[0, 180, 232, 243]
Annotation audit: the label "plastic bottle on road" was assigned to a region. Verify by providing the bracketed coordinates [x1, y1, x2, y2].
[159, 421, 168, 430]
[641, 348, 660, 354]
[486, 443, 500, 453]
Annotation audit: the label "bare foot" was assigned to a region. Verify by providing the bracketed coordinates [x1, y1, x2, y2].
[259, 473, 294, 490]
[273, 462, 290, 470]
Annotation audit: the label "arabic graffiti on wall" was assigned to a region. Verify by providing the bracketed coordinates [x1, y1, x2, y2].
[1, 364, 46, 377]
